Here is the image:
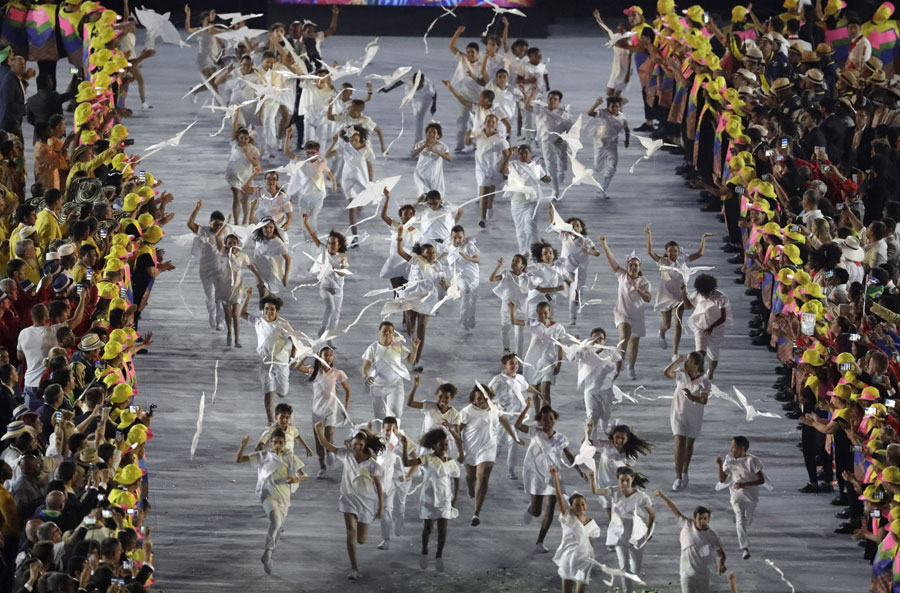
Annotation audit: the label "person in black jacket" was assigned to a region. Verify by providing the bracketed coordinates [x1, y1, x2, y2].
[0, 45, 23, 138]
[25, 76, 72, 132]
[799, 107, 827, 160]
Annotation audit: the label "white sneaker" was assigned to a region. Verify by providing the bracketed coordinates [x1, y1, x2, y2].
[534, 543, 549, 554]
[672, 477, 683, 491]
[682, 474, 689, 488]
[142, 102, 153, 110]
[435, 558, 445, 572]
[486, 208, 494, 220]
[658, 334, 667, 349]
[419, 555, 428, 570]
[523, 508, 534, 525]
[316, 468, 327, 479]
[347, 569, 359, 580]
[742, 548, 751, 560]
[261, 550, 273, 574]
[377, 539, 390, 550]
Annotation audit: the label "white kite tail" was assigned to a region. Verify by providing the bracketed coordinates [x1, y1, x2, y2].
[177, 255, 195, 319]
[190, 392, 206, 460]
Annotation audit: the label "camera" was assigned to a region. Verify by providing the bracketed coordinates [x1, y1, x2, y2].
[849, 333, 861, 341]
[148, 403, 158, 417]
[871, 510, 882, 518]
[76, 284, 83, 296]
[86, 268, 93, 282]
[99, 228, 107, 239]
[129, 405, 139, 414]
[764, 149, 774, 157]
[781, 137, 788, 149]
[122, 561, 131, 570]
[101, 510, 112, 518]
[122, 138, 135, 146]
[138, 170, 146, 183]
[84, 517, 96, 526]
[866, 407, 879, 415]
[839, 363, 853, 371]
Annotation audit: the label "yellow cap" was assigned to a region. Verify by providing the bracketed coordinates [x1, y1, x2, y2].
[782, 244, 802, 265]
[657, 0, 675, 15]
[732, 5, 747, 22]
[74, 103, 94, 127]
[101, 341, 123, 360]
[782, 226, 806, 243]
[88, 48, 112, 68]
[110, 383, 133, 404]
[109, 297, 128, 311]
[802, 349, 825, 366]
[137, 213, 155, 231]
[784, 0, 799, 8]
[834, 352, 855, 365]
[801, 283, 824, 299]
[114, 463, 143, 486]
[117, 410, 136, 429]
[80, 130, 99, 145]
[874, 2, 895, 25]
[126, 424, 148, 446]
[825, 0, 843, 16]
[96, 281, 118, 299]
[121, 193, 144, 213]
[882, 466, 900, 485]
[109, 329, 128, 345]
[143, 226, 164, 244]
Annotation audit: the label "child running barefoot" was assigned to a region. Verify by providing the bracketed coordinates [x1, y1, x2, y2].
[488, 352, 540, 480]
[362, 321, 420, 419]
[556, 215, 600, 326]
[490, 255, 529, 355]
[402, 426, 464, 572]
[301, 213, 349, 339]
[715, 436, 767, 560]
[464, 113, 509, 228]
[448, 225, 480, 330]
[326, 125, 375, 247]
[459, 383, 522, 526]
[236, 431, 308, 575]
[510, 300, 564, 407]
[296, 346, 350, 479]
[411, 122, 451, 198]
[644, 226, 711, 357]
[682, 274, 731, 381]
[255, 402, 315, 459]
[548, 466, 601, 593]
[215, 227, 262, 348]
[576, 328, 620, 438]
[314, 422, 385, 581]
[589, 467, 655, 592]
[599, 236, 651, 380]
[664, 352, 711, 492]
[284, 133, 337, 240]
[515, 402, 580, 553]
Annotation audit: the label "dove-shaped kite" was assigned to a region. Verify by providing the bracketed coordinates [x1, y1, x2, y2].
[423, 3, 458, 53]
[550, 113, 583, 155]
[429, 265, 461, 315]
[595, 18, 637, 48]
[217, 12, 264, 25]
[204, 99, 256, 136]
[546, 203, 575, 234]
[399, 70, 424, 110]
[347, 175, 402, 209]
[326, 38, 380, 82]
[559, 155, 604, 199]
[182, 64, 228, 102]
[629, 134, 678, 173]
[135, 7, 189, 49]
[481, 0, 527, 36]
[502, 164, 535, 198]
[142, 121, 198, 160]
[710, 385, 781, 422]
[572, 436, 598, 475]
[212, 27, 268, 44]
[366, 66, 413, 89]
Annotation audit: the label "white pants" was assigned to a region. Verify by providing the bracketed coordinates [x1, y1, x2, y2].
[520, 105, 535, 143]
[298, 193, 324, 239]
[510, 200, 538, 255]
[503, 429, 522, 472]
[731, 496, 757, 550]
[585, 388, 613, 438]
[318, 285, 343, 338]
[371, 382, 405, 419]
[304, 118, 330, 148]
[615, 543, 644, 593]
[412, 100, 429, 146]
[380, 479, 412, 539]
[500, 301, 525, 354]
[455, 102, 473, 150]
[594, 142, 619, 198]
[681, 574, 710, 593]
[540, 140, 567, 196]
[262, 498, 289, 554]
[200, 266, 221, 329]
[459, 281, 478, 330]
[259, 102, 281, 157]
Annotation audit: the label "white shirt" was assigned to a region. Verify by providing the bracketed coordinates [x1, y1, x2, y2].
[589, 109, 628, 147]
[533, 105, 573, 145]
[679, 517, 723, 577]
[18, 323, 67, 387]
[362, 340, 410, 386]
[451, 54, 482, 101]
[722, 453, 764, 503]
[249, 314, 295, 363]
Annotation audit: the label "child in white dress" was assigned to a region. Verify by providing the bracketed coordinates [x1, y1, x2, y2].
[236, 430, 308, 575]
[379, 190, 421, 295]
[683, 274, 731, 381]
[600, 236, 651, 380]
[296, 346, 350, 478]
[549, 466, 602, 591]
[326, 125, 375, 247]
[587, 96, 629, 200]
[459, 383, 521, 526]
[251, 219, 291, 296]
[401, 425, 464, 572]
[664, 353, 711, 492]
[415, 190, 462, 253]
[411, 122, 451, 198]
[464, 113, 509, 228]
[362, 321, 419, 419]
[590, 467, 655, 592]
[645, 226, 711, 356]
[500, 145, 551, 254]
[488, 353, 538, 479]
[525, 240, 570, 318]
[448, 225, 481, 330]
[314, 422, 385, 581]
[301, 213, 349, 339]
[514, 403, 580, 553]
[489, 255, 529, 355]
[575, 328, 621, 437]
[407, 376, 461, 463]
[590, 424, 653, 514]
[557, 216, 600, 326]
[225, 123, 260, 224]
[510, 300, 565, 407]
[284, 133, 336, 240]
[215, 228, 262, 348]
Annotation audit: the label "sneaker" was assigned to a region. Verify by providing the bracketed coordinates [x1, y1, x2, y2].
[377, 539, 390, 550]
[569, 318, 577, 326]
[435, 557, 445, 572]
[798, 483, 820, 493]
[672, 477, 683, 491]
[316, 468, 327, 479]
[419, 555, 428, 570]
[682, 474, 689, 488]
[478, 219, 486, 228]
[742, 548, 751, 560]
[508, 469, 518, 480]
[523, 508, 534, 524]
[347, 569, 359, 580]
[534, 543, 549, 554]
[658, 334, 667, 349]
[142, 102, 153, 110]
[471, 515, 480, 526]
[261, 550, 273, 574]
[226, 335, 232, 346]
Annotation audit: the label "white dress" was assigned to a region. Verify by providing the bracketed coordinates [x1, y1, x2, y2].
[416, 203, 457, 248]
[488, 373, 529, 416]
[607, 44, 631, 92]
[216, 248, 251, 304]
[525, 262, 570, 316]
[654, 254, 688, 312]
[472, 130, 509, 187]
[379, 221, 421, 280]
[418, 454, 461, 520]
[398, 254, 446, 314]
[669, 370, 711, 438]
[523, 320, 566, 385]
[561, 233, 596, 292]
[413, 140, 448, 196]
[225, 141, 258, 189]
[593, 441, 633, 509]
[613, 269, 650, 337]
[338, 141, 374, 202]
[336, 448, 383, 524]
[553, 512, 602, 584]
[253, 237, 289, 294]
[686, 289, 732, 361]
[606, 487, 653, 546]
[418, 402, 461, 460]
[310, 367, 349, 427]
[522, 425, 570, 496]
[459, 404, 498, 465]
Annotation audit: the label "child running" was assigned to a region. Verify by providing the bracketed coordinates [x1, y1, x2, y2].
[296, 346, 350, 479]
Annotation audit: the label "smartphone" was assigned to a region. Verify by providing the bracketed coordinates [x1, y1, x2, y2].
[781, 137, 788, 149]
[875, 491, 886, 501]
[76, 284, 83, 296]
[122, 138, 135, 146]
[849, 333, 861, 341]
[789, 224, 800, 233]
[703, 12, 709, 23]
[138, 170, 146, 184]
[866, 407, 878, 415]
[84, 517, 96, 525]
[129, 405, 139, 414]
[836, 202, 844, 211]
[764, 149, 774, 157]
[122, 561, 131, 570]
[126, 508, 135, 515]
[113, 579, 125, 586]
[839, 363, 853, 371]
[140, 525, 147, 534]
[872, 510, 882, 518]
[86, 268, 93, 282]
[99, 228, 107, 239]
[887, 398, 896, 407]
[94, 360, 103, 368]
[120, 286, 127, 298]
[735, 186, 745, 195]
[825, 270, 834, 279]
[97, 493, 105, 501]
[823, 165, 831, 172]
[55, 410, 62, 422]
[101, 509, 112, 518]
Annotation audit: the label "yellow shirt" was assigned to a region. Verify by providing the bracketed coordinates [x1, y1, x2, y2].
[35, 208, 62, 249]
[65, 147, 118, 188]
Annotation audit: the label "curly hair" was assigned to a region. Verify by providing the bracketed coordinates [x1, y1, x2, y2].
[530, 240, 558, 263]
[419, 427, 448, 451]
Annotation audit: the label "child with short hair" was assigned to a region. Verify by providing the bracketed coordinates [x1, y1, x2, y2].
[509, 300, 565, 407]
[187, 201, 229, 330]
[375, 416, 413, 550]
[500, 145, 551, 254]
[362, 321, 419, 419]
[215, 227, 262, 348]
[284, 134, 337, 240]
[587, 96, 630, 200]
[411, 122, 451, 198]
[448, 26, 483, 151]
[448, 225, 481, 330]
[464, 114, 509, 227]
[576, 328, 620, 437]
[523, 88, 572, 196]
[715, 436, 767, 560]
[326, 125, 375, 247]
[557, 215, 600, 325]
[654, 491, 727, 593]
[296, 346, 350, 478]
[488, 353, 538, 479]
[255, 402, 315, 458]
[326, 93, 386, 153]
[489, 255, 529, 355]
[301, 213, 349, 338]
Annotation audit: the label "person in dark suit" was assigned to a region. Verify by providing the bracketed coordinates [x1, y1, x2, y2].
[25, 75, 72, 131]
